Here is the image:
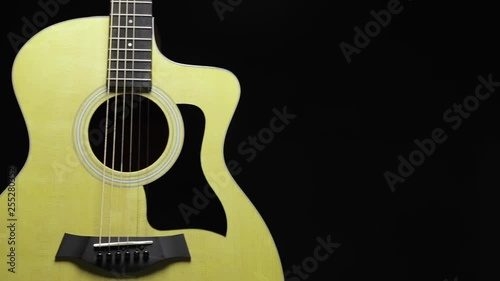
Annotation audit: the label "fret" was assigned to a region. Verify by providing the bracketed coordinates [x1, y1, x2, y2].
[111, 13, 152, 17]
[108, 77, 151, 81]
[109, 62, 151, 74]
[109, 68, 151, 72]
[110, 1, 152, 4]
[108, 70, 151, 81]
[109, 48, 151, 52]
[109, 76, 152, 83]
[110, 26, 152, 29]
[108, 58, 152, 62]
[111, 0, 152, 3]
[110, 37, 151, 40]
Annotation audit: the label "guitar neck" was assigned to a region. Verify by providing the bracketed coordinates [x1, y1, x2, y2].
[108, 0, 153, 93]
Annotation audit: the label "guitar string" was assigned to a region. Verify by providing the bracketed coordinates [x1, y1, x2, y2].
[117, 0, 130, 251]
[135, 0, 153, 243]
[99, 0, 118, 249]
[122, 0, 143, 251]
[123, 0, 147, 250]
[135, 30, 143, 242]
[114, 0, 138, 253]
[143, 0, 151, 243]
[125, 0, 137, 250]
[144, 76, 151, 240]
[134, 0, 147, 245]
[135, 0, 151, 244]
[107, 0, 124, 253]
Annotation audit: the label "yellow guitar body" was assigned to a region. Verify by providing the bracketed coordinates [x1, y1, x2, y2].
[0, 16, 283, 280]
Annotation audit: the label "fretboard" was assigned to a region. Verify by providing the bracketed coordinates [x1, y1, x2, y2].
[107, 0, 153, 93]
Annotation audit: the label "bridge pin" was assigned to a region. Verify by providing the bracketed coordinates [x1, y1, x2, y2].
[134, 250, 140, 261]
[124, 251, 131, 262]
[106, 252, 112, 262]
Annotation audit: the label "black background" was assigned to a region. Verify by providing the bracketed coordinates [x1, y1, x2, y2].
[1, 0, 499, 280]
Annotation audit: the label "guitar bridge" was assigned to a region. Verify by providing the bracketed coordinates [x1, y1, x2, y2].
[55, 233, 190, 278]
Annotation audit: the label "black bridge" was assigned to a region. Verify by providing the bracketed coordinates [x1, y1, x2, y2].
[55, 233, 190, 278]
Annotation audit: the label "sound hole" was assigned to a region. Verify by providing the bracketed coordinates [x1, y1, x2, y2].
[88, 95, 169, 172]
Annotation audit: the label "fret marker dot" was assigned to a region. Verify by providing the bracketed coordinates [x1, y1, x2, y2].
[129, 19, 133, 24]
[128, 43, 133, 47]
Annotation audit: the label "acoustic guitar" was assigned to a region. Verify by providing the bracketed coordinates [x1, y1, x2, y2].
[0, 0, 284, 280]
